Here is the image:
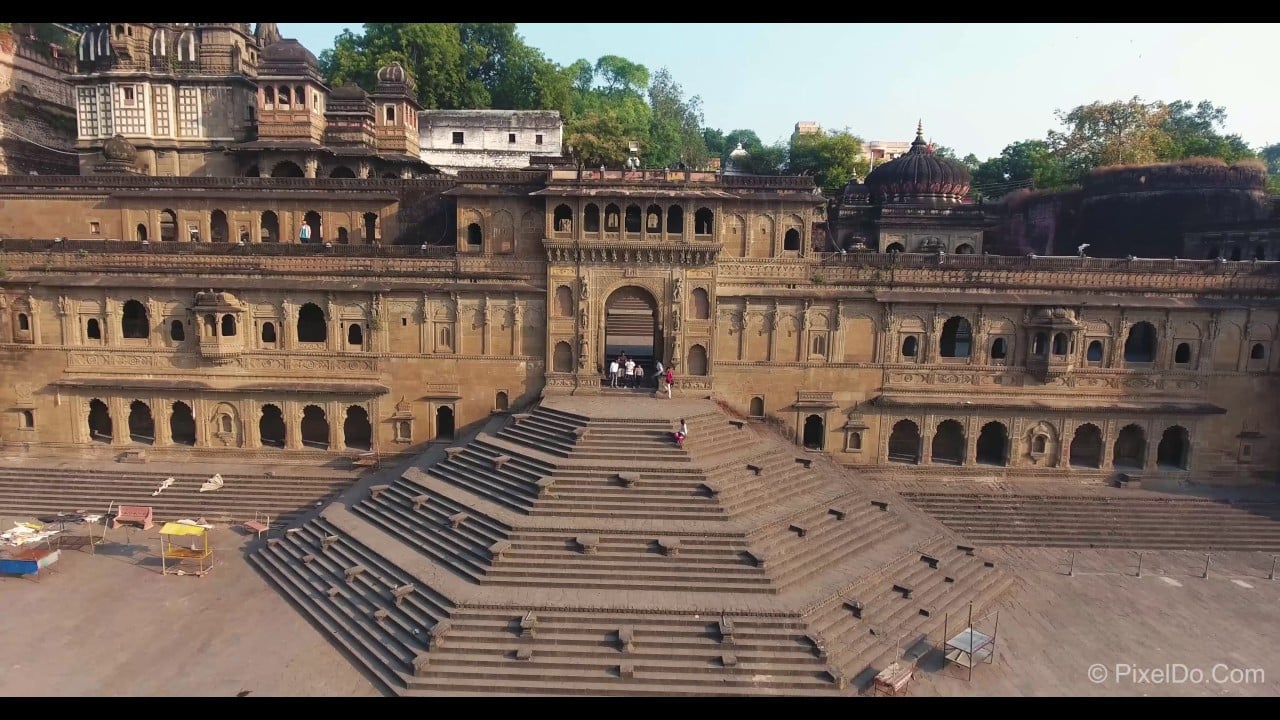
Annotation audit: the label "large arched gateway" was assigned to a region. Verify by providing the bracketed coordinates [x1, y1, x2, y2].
[604, 286, 661, 369]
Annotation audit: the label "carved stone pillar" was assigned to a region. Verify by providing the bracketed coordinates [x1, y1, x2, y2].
[1237, 312, 1254, 373]
[921, 425, 934, 465]
[148, 299, 162, 347]
[284, 401, 302, 450]
[419, 294, 430, 354]
[104, 298, 119, 347]
[1110, 314, 1129, 367]
[193, 398, 212, 448]
[511, 298, 523, 358]
[154, 396, 172, 446]
[1058, 421, 1073, 468]
[326, 294, 340, 352]
[281, 300, 295, 351]
[1100, 419, 1116, 469]
[303, 156, 318, 179]
[329, 401, 343, 451]
[766, 305, 778, 363]
[1198, 315, 1219, 373]
[973, 307, 987, 364]
[57, 295, 74, 345]
[244, 401, 261, 450]
[109, 397, 129, 446]
[26, 296, 41, 346]
[481, 296, 492, 357]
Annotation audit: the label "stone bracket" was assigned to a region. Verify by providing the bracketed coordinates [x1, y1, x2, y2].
[445, 447, 465, 460]
[728, 420, 746, 430]
[576, 535, 599, 555]
[412, 653, 432, 676]
[721, 653, 738, 668]
[520, 611, 537, 639]
[302, 553, 316, 565]
[513, 413, 533, 423]
[746, 550, 766, 568]
[326, 586, 341, 599]
[698, 482, 719, 498]
[369, 484, 390, 500]
[618, 627, 635, 653]
[516, 646, 534, 661]
[957, 544, 976, 556]
[657, 537, 681, 556]
[807, 633, 828, 659]
[412, 494, 431, 511]
[718, 616, 736, 646]
[490, 540, 512, 561]
[321, 535, 339, 552]
[448, 512, 469, 529]
[789, 523, 809, 539]
[844, 599, 864, 619]
[618, 663, 635, 679]
[617, 472, 639, 488]
[492, 455, 512, 470]
[428, 620, 452, 650]
[573, 427, 590, 441]
[392, 584, 415, 606]
[344, 565, 366, 584]
[373, 608, 389, 623]
[536, 477, 557, 497]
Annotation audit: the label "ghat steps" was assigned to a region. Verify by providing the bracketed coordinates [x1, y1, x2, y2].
[253, 397, 1012, 696]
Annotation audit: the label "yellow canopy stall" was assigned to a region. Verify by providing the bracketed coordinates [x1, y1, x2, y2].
[159, 522, 214, 577]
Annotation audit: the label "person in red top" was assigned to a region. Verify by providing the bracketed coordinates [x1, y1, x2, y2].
[664, 367, 674, 399]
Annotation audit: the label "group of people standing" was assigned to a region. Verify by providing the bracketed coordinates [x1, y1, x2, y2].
[607, 353, 674, 399]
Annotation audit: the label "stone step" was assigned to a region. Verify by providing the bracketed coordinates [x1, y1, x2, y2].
[403, 672, 844, 697]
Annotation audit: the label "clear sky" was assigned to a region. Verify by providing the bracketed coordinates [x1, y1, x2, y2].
[281, 23, 1278, 161]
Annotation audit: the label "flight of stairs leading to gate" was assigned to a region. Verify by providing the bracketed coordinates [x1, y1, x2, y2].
[0, 464, 356, 523]
[901, 490, 1280, 551]
[252, 397, 1014, 696]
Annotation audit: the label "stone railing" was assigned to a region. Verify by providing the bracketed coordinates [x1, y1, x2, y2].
[455, 169, 548, 185]
[0, 175, 456, 192]
[0, 238, 457, 258]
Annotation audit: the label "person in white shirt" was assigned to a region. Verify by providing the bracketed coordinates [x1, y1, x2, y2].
[624, 358, 636, 388]
[608, 359, 620, 387]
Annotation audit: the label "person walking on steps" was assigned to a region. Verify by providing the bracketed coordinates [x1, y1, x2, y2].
[674, 418, 688, 447]
[652, 360, 665, 390]
[624, 356, 636, 388]
[664, 367, 674, 399]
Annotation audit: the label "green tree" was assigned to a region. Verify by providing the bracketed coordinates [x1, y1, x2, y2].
[646, 68, 708, 168]
[787, 129, 869, 193]
[971, 139, 1075, 198]
[738, 142, 789, 175]
[1160, 100, 1256, 162]
[566, 111, 632, 168]
[1048, 96, 1172, 173]
[1261, 142, 1280, 175]
[961, 153, 981, 172]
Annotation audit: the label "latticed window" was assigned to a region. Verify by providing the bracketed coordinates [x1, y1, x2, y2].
[178, 87, 200, 137]
[153, 86, 170, 136]
[97, 86, 114, 136]
[77, 87, 99, 137]
[115, 85, 147, 135]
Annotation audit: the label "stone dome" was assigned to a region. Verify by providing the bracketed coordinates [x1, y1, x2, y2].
[728, 142, 748, 160]
[102, 134, 137, 163]
[260, 38, 318, 70]
[375, 61, 416, 92]
[865, 121, 972, 204]
[330, 83, 369, 101]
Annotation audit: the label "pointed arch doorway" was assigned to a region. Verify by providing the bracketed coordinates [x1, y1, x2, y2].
[604, 286, 661, 370]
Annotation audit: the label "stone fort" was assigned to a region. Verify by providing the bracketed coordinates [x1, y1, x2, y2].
[0, 21, 1277, 489]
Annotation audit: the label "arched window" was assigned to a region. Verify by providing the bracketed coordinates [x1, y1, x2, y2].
[1086, 340, 1104, 363]
[1250, 343, 1266, 361]
[885, 243, 905, 254]
[435, 406, 455, 440]
[553, 204, 573, 233]
[802, 414, 824, 450]
[691, 288, 710, 320]
[749, 397, 764, 418]
[261, 322, 277, 344]
[553, 341, 573, 373]
[939, 317, 972, 358]
[667, 205, 684, 235]
[121, 300, 149, 339]
[694, 207, 714, 235]
[136, 223, 148, 242]
[1113, 424, 1146, 468]
[495, 391, 509, 411]
[438, 326, 452, 351]
[466, 223, 483, 248]
[1124, 321, 1158, 363]
[976, 421, 1009, 466]
[555, 286, 574, 318]
[604, 204, 620, 232]
[170, 401, 196, 445]
[343, 406, 372, 450]
[170, 319, 185, 342]
[176, 31, 197, 62]
[583, 204, 601, 233]
[17, 313, 30, 331]
[87, 398, 112, 441]
[300, 405, 329, 449]
[783, 228, 801, 251]
[1069, 424, 1103, 468]
[1174, 343, 1191, 364]
[348, 324, 363, 346]
[1032, 435, 1047, 453]
[1157, 425, 1190, 470]
[932, 420, 966, 465]
[220, 314, 236, 337]
[19, 410, 34, 429]
[990, 337, 1007, 360]
[160, 209, 177, 242]
[329, 166, 356, 179]
[646, 204, 663, 234]
[259, 405, 285, 448]
[86, 318, 102, 340]
[1032, 332, 1047, 356]
[364, 212, 378, 242]
[624, 204, 642, 234]
[1052, 332, 1068, 356]
[210, 210, 228, 243]
[297, 303, 326, 343]
[203, 314, 216, 337]
[888, 420, 921, 464]
[127, 400, 155, 445]
[901, 335, 918, 358]
[955, 243, 975, 254]
[687, 344, 708, 376]
[336, 227, 349, 244]
[811, 334, 826, 356]
[260, 211, 279, 242]
[263, 86, 274, 108]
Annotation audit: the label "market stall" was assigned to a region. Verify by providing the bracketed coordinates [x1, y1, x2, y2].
[159, 522, 214, 577]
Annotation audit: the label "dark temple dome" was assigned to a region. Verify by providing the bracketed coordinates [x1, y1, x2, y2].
[865, 121, 972, 204]
[102, 134, 137, 163]
[260, 38, 319, 72]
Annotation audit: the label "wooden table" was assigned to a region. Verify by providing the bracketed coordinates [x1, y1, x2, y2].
[872, 660, 915, 696]
[0, 547, 61, 581]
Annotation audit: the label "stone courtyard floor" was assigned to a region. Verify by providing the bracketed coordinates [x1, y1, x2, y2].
[2, 518, 1277, 697]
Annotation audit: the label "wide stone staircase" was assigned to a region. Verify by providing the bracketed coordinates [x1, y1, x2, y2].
[252, 397, 1013, 696]
[0, 464, 355, 523]
[901, 490, 1280, 551]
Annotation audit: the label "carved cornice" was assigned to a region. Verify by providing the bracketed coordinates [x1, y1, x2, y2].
[543, 241, 721, 266]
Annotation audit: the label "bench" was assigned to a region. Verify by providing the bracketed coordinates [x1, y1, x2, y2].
[872, 661, 915, 696]
[920, 554, 940, 569]
[789, 523, 809, 539]
[893, 583, 914, 599]
[718, 616, 736, 645]
[445, 447, 465, 460]
[617, 627, 635, 653]
[111, 505, 154, 531]
[241, 512, 271, 539]
[369, 484, 391, 500]
[515, 647, 534, 661]
[352, 452, 379, 468]
[520, 611, 537, 639]
[829, 670, 849, 691]
[746, 463, 764, 476]
[616, 472, 639, 488]
[391, 584, 415, 606]
[512, 413, 534, 423]
[427, 621, 452, 650]
[536, 477, 557, 497]
[721, 654, 738, 668]
[447, 512, 469, 529]
[745, 550, 767, 568]
[412, 653, 432, 676]
[492, 455, 512, 470]
[412, 495, 431, 511]
[657, 537, 681, 556]
[956, 544, 976, 556]
[489, 540, 512, 561]
[698, 482, 720, 498]
[1115, 473, 1143, 489]
[807, 633, 828, 659]
[118, 449, 148, 464]
[794, 456, 813, 469]
[618, 663, 635, 680]
[573, 427, 590, 441]
[728, 420, 746, 430]
[344, 565, 366, 585]
[871, 499, 890, 511]
[844, 599, 864, 619]
[576, 535, 599, 555]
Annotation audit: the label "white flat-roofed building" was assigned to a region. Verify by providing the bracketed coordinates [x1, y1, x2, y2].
[418, 109, 564, 174]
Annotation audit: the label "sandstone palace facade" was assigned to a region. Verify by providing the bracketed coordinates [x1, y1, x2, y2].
[0, 23, 1276, 486]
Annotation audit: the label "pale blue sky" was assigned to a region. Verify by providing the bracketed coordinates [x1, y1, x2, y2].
[281, 23, 1278, 161]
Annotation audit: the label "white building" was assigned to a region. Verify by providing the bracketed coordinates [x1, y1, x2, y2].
[418, 109, 563, 174]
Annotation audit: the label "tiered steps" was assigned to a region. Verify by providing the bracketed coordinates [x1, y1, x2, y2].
[902, 492, 1280, 550]
[349, 480, 511, 581]
[249, 517, 453, 692]
[255, 396, 1014, 696]
[408, 609, 842, 696]
[803, 537, 1015, 685]
[748, 493, 909, 591]
[0, 465, 352, 522]
[486, 531, 772, 593]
